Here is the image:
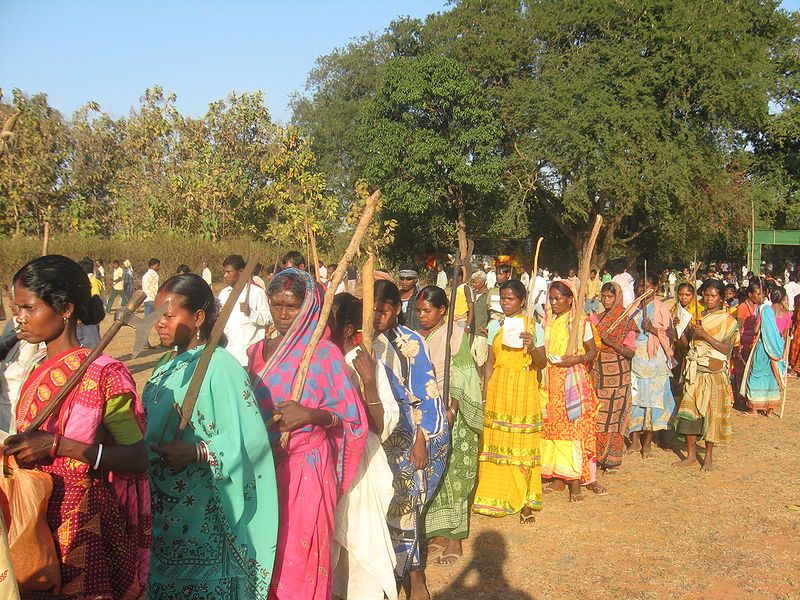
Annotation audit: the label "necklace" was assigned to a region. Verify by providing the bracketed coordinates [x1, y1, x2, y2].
[147, 347, 202, 405]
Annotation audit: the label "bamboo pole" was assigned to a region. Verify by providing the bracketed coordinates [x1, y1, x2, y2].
[277, 191, 382, 446]
[361, 252, 375, 357]
[307, 218, 321, 283]
[567, 215, 603, 355]
[527, 237, 544, 320]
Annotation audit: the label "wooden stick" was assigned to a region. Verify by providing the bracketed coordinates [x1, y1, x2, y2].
[280, 191, 381, 445]
[568, 215, 603, 355]
[527, 237, 544, 320]
[690, 251, 700, 322]
[307, 218, 321, 283]
[443, 249, 468, 410]
[175, 255, 259, 437]
[25, 291, 147, 432]
[361, 253, 375, 357]
[606, 289, 655, 333]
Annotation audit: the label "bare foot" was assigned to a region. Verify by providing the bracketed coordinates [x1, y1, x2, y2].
[673, 457, 698, 468]
[544, 480, 566, 494]
[628, 438, 642, 454]
[701, 459, 715, 472]
[642, 447, 655, 459]
[436, 540, 463, 564]
[520, 507, 536, 525]
[408, 571, 430, 600]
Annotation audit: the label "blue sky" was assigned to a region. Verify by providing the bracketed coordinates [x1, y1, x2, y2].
[1, 0, 797, 124]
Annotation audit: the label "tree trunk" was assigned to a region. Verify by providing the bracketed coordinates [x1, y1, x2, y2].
[455, 196, 469, 276]
[41, 221, 50, 256]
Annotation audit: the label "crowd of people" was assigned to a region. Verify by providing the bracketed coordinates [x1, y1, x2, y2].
[0, 250, 794, 600]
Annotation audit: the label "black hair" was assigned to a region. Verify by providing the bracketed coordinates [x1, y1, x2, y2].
[268, 271, 307, 301]
[644, 274, 660, 288]
[176, 264, 191, 274]
[282, 250, 306, 268]
[500, 279, 527, 301]
[374, 279, 401, 305]
[78, 258, 94, 275]
[601, 282, 616, 294]
[497, 264, 513, 276]
[724, 283, 737, 294]
[677, 282, 695, 294]
[13, 255, 105, 326]
[223, 254, 246, 270]
[771, 286, 786, 305]
[160, 274, 219, 339]
[746, 279, 762, 296]
[148, 257, 161, 268]
[549, 280, 573, 298]
[702, 278, 725, 298]
[331, 292, 362, 331]
[416, 285, 448, 309]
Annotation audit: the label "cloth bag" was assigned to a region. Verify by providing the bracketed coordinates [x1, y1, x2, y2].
[0, 456, 61, 591]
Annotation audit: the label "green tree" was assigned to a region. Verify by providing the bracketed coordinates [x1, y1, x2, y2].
[359, 53, 503, 259]
[0, 89, 72, 236]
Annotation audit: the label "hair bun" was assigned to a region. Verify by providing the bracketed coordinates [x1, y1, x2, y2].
[81, 295, 106, 326]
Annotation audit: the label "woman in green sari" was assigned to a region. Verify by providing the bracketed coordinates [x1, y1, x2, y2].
[416, 286, 483, 565]
[144, 274, 278, 599]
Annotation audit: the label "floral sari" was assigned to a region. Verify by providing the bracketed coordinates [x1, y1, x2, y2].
[16, 347, 149, 600]
[249, 269, 367, 600]
[374, 325, 448, 579]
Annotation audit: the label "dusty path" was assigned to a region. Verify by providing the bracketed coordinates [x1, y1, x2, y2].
[95, 312, 800, 599]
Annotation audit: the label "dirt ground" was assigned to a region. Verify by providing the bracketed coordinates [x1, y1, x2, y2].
[40, 310, 800, 599]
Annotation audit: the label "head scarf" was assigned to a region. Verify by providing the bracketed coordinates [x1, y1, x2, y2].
[594, 282, 638, 347]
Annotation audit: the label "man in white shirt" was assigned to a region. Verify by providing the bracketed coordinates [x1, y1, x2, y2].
[786, 272, 800, 311]
[201, 261, 213, 286]
[106, 259, 125, 312]
[219, 255, 272, 367]
[529, 269, 549, 319]
[435, 261, 448, 289]
[484, 264, 496, 290]
[141, 258, 161, 316]
[611, 267, 636, 308]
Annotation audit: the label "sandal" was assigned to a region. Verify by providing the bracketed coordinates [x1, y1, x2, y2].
[436, 552, 463, 565]
[519, 512, 536, 525]
[603, 468, 620, 476]
[568, 492, 586, 503]
[588, 483, 609, 496]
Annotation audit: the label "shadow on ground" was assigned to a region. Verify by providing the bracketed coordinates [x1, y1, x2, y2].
[434, 531, 535, 600]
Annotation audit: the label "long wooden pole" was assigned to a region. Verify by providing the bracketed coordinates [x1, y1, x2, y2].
[361, 252, 375, 357]
[307, 218, 321, 283]
[527, 237, 544, 320]
[568, 215, 603, 355]
[175, 255, 259, 437]
[276, 191, 381, 446]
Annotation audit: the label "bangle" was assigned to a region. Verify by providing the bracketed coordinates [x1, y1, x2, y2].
[365, 400, 382, 406]
[93, 444, 104, 470]
[50, 433, 62, 458]
[195, 443, 202, 463]
[324, 412, 340, 429]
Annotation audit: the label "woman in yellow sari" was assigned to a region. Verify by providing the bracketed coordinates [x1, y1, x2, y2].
[472, 280, 543, 524]
[675, 279, 740, 471]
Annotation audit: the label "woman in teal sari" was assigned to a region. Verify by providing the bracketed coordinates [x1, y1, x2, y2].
[744, 299, 786, 416]
[144, 274, 278, 599]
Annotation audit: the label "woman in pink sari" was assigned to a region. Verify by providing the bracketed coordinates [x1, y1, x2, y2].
[248, 268, 367, 600]
[4, 255, 149, 599]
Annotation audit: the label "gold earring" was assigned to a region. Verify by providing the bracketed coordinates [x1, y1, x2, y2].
[63, 316, 69, 323]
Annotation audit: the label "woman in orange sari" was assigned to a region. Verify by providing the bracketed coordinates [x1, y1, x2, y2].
[4, 255, 150, 599]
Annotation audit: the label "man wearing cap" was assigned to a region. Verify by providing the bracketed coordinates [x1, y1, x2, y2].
[398, 264, 422, 331]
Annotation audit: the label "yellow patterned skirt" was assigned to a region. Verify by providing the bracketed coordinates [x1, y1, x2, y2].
[472, 364, 543, 516]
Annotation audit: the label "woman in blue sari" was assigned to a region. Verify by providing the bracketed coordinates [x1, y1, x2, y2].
[744, 299, 786, 416]
[372, 280, 449, 600]
[145, 274, 278, 599]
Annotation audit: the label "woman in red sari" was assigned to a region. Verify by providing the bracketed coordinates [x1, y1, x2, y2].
[4, 255, 150, 599]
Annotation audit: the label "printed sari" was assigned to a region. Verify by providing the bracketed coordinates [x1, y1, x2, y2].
[677, 309, 740, 443]
[373, 325, 448, 579]
[540, 281, 599, 483]
[472, 316, 542, 517]
[16, 347, 150, 600]
[249, 269, 367, 600]
[424, 325, 483, 539]
[145, 346, 278, 599]
[744, 304, 785, 412]
[590, 283, 637, 470]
